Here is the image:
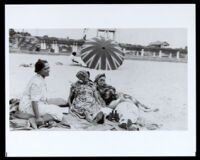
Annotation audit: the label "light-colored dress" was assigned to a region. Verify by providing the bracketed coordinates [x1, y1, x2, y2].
[114, 100, 139, 124]
[96, 84, 140, 124]
[70, 81, 102, 121]
[19, 74, 66, 121]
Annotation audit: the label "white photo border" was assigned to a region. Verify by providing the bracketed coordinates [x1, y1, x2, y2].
[5, 4, 196, 157]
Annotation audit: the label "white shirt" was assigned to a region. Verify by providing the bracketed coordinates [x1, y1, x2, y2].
[19, 74, 48, 113]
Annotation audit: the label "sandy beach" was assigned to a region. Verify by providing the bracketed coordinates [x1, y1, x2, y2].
[9, 53, 187, 130]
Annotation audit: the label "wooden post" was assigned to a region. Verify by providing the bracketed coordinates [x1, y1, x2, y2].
[40, 42, 43, 49]
[141, 49, 144, 56]
[44, 40, 46, 49]
[122, 48, 126, 53]
[159, 50, 162, 58]
[106, 31, 109, 39]
[52, 41, 56, 53]
[136, 51, 139, 56]
[169, 53, 172, 58]
[153, 52, 156, 57]
[72, 43, 75, 52]
[176, 51, 180, 59]
[41, 40, 44, 49]
[54, 41, 59, 53]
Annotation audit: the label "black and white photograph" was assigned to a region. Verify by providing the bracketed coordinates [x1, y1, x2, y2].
[5, 4, 196, 157]
[8, 28, 188, 131]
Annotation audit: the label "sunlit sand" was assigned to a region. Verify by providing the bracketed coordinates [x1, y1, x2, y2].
[9, 53, 187, 130]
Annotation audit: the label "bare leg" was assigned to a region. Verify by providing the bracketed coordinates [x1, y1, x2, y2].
[129, 97, 159, 112]
[28, 114, 55, 129]
[93, 111, 104, 124]
[138, 104, 159, 112]
[47, 98, 67, 106]
[14, 111, 34, 120]
[41, 114, 55, 122]
[59, 115, 71, 128]
[29, 117, 38, 129]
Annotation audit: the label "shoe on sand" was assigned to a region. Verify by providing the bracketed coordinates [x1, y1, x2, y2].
[58, 121, 71, 129]
[118, 119, 140, 131]
[127, 119, 139, 131]
[127, 124, 139, 131]
[118, 123, 127, 129]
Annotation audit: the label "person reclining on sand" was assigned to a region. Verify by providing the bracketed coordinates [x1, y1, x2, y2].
[94, 73, 160, 131]
[70, 52, 86, 67]
[16, 59, 70, 129]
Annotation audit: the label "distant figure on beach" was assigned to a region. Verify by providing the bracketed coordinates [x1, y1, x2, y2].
[94, 73, 160, 130]
[18, 59, 70, 129]
[19, 63, 33, 67]
[70, 52, 86, 67]
[67, 70, 105, 124]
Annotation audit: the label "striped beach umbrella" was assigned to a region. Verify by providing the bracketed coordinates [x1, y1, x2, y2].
[80, 37, 125, 70]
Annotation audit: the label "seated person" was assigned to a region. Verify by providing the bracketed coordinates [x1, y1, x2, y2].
[70, 52, 86, 67]
[18, 59, 70, 129]
[67, 70, 106, 124]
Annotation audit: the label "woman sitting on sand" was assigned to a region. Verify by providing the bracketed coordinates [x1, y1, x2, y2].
[94, 73, 160, 130]
[67, 70, 106, 124]
[18, 59, 70, 129]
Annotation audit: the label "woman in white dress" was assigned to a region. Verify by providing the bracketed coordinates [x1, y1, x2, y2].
[18, 59, 70, 129]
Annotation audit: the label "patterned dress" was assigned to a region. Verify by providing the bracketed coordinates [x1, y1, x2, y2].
[70, 81, 102, 121]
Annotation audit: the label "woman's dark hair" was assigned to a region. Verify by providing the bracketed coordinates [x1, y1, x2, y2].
[72, 52, 76, 56]
[94, 73, 106, 83]
[34, 59, 48, 73]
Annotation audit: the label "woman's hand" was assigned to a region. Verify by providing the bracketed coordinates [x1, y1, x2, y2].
[85, 111, 93, 123]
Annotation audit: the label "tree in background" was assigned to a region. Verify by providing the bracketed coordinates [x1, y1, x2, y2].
[9, 28, 16, 37]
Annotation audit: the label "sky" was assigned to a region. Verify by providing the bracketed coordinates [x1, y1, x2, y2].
[15, 28, 187, 48]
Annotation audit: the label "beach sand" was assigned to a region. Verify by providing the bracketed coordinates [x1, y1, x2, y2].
[9, 53, 187, 130]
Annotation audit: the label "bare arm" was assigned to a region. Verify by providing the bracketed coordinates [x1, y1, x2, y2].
[67, 87, 74, 108]
[46, 98, 67, 106]
[32, 101, 40, 119]
[107, 98, 123, 109]
[94, 90, 106, 107]
[32, 101, 44, 126]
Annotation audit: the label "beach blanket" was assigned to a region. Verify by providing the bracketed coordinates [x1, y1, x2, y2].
[9, 99, 161, 131]
[9, 98, 121, 131]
